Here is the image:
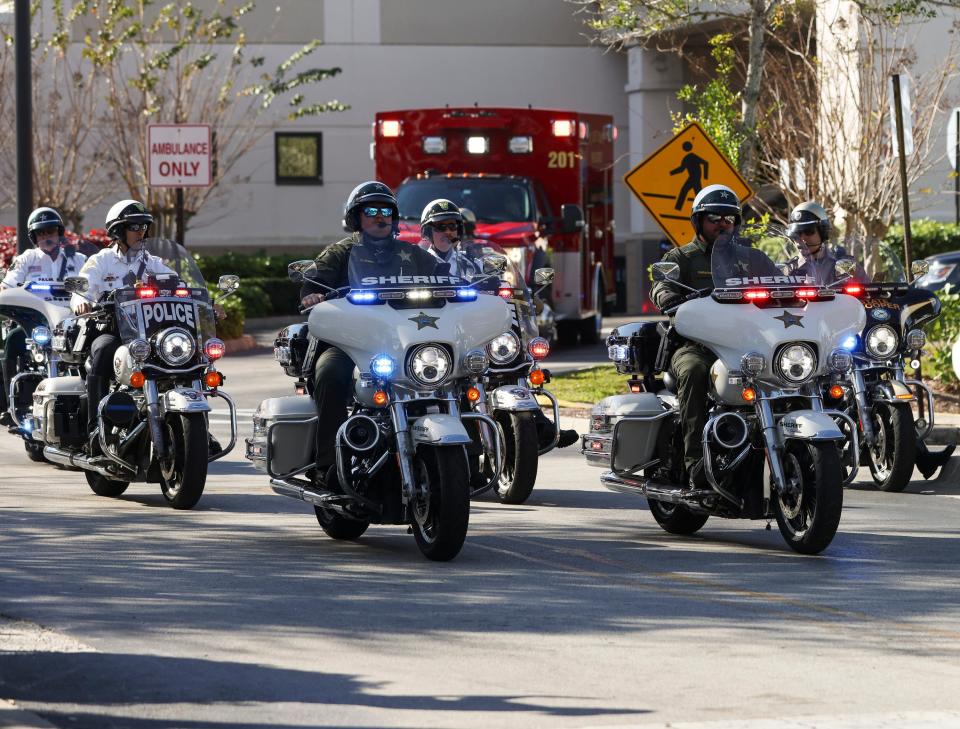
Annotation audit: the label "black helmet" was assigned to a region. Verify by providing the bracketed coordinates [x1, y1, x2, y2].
[420, 199, 464, 240]
[105, 199, 154, 240]
[343, 181, 398, 233]
[27, 207, 65, 243]
[690, 184, 742, 236]
[460, 207, 477, 237]
[787, 201, 831, 243]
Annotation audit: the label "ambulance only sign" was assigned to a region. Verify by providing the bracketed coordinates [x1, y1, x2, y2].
[148, 124, 212, 188]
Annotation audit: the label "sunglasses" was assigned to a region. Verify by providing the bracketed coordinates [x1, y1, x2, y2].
[35, 231, 60, 243]
[127, 223, 150, 232]
[795, 228, 819, 237]
[362, 206, 394, 218]
[433, 222, 459, 232]
[705, 214, 738, 225]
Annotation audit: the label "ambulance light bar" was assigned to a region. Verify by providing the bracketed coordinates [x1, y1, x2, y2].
[552, 119, 575, 137]
[466, 136, 489, 154]
[508, 136, 534, 154]
[379, 119, 401, 138]
[422, 136, 446, 154]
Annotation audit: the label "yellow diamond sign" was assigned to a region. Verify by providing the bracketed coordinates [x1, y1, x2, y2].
[624, 122, 753, 247]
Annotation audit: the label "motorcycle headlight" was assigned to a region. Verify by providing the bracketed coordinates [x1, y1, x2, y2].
[740, 352, 765, 377]
[128, 338, 151, 361]
[865, 325, 898, 358]
[776, 343, 817, 384]
[463, 348, 489, 374]
[905, 328, 925, 350]
[156, 328, 195, 367]
[828, 348, 853, 373]
[407, 344, 452, 389]
[486, 331, 521, 365]
[30, 326, 51, 346]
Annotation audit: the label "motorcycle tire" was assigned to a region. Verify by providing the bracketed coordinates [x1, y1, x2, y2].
[774, 440, 843, 555]
[411, 444, 470, 561]
[314, 507, 370, 540]
[24, 440, 47, 463]
[85, 471, 129, 498]
[648, 499, 709, 535]
[494, 411, 538, 505]
[868, 402, 916, 493]
[159, 413, 208, 510]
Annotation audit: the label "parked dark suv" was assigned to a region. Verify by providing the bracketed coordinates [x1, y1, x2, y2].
[916, 250, 960, 293]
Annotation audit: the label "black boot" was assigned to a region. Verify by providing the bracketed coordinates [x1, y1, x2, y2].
[86, 375, 107, 455]
[0, 358, 14, 427]
[915, 439, 956, 480]
[556, 429, 580, 449]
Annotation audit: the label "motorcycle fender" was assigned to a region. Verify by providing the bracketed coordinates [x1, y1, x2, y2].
[410, 414, 473, 446]
[872, 380, 912, 403]
[488, 385, 540, 412]
[163, 388, 211, 414]
[779, 410, 844, 441]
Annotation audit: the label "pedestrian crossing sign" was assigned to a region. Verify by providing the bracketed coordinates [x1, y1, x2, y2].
[624, 122, 753, 247]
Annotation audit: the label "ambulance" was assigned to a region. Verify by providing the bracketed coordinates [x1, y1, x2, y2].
[374, 107, 616, 344]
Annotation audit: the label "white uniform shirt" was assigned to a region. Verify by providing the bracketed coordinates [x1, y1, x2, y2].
[71, 245, 174, 311]
[1, 247, 87, 289]
[427, 246, 480, 281]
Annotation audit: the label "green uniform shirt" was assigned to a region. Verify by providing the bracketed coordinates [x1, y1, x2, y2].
[650, 238, 714, 313]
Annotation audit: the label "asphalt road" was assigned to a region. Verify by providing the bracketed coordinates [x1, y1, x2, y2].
[2, 350, 960, 729]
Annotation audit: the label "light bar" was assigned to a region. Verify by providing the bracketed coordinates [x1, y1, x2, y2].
[552, 119, 575, 137]
[744, 290, 770, 301]
[796, 288, 817, 298]
[379, 119, 401, 138]
[844, 283, 864, 296]
[348, 290, 378, 304]
[27, 282, 52, 292]
[508, 136, 534, 154]
[466, 136, 489, 155]
[422, 136, 446, 154]
[406, 290, 431, 300]
[174, 288, 190, 297]
[455, 288, 478, 301]
[137, 287, 158, 299]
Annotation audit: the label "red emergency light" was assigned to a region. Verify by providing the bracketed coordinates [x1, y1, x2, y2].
[796, 288, 818, 298]
[844, 283, 864, 296]
[744, 290, 770, 301]
[137, 287, 158, 299]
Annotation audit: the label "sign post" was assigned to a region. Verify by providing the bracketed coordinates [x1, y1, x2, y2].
[891, 74, 914, 274]
[948, 107, 960, 225]
[623, 122, 753, 247]
[147, 124, 213, 245]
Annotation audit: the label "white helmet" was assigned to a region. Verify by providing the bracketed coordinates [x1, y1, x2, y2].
[105, 199, 154, 240]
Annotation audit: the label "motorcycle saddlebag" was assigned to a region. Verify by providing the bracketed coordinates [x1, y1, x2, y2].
[36, 376, 87, 448]
[245, 395, 317, 476]
[273, 323, 310, 379]
[584, 393, 665, 471]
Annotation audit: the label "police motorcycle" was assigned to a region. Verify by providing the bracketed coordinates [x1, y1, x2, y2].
[31, 239, 238, 509]
[468, 257, 565, 504]
[0, 277, 77, 461]
[245, 250, 511, 561]
[800, 241, 950, 491]
[581, 234, 865, 554]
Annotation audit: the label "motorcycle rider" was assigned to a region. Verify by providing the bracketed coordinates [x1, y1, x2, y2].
[0, 207, 87, 425]
[300, 181, 447, 481]
[71, 200, 175, 451]
[420, 199, 483, 280]
[650, 184, 776, 488]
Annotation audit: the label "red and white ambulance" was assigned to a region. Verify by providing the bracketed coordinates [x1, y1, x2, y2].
[373, 107, 616, 344]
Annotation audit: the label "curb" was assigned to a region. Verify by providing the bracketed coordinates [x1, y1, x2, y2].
[0, 699, 58, 728]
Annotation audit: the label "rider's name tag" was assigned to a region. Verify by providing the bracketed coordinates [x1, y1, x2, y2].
[142, 301, 197, 330]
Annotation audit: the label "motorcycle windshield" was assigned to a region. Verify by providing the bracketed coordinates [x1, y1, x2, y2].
[780, 234, 902, 286]
[114, 238, 216, 345]
[710, 233, 804, 290]
[346, 239, 468, 293]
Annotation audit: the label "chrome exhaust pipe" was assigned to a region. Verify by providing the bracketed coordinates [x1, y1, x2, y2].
[269, 478, 355, 516]
[599, 471, 712, 512]
[709, 412, 749, 449]
[42, 445, 124, 479]
[339, 414, 381, 454]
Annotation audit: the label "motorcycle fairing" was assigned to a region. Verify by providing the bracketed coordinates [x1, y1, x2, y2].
[410, 414, 473, 446]
[488, 385, 540, 412]
[777, 410, 845, 441]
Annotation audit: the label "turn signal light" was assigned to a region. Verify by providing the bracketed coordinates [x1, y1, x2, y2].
[829, 384, 845, 399]
[529, 369, 546, 387]
[129, 371, 145, 388]
[204, 370, 223, 389]
[204, 338, 226, 361]
[528, 337, 550, 361]
[373, 390, 389, 407]
[466, 386, 481, 402]
[896, 392, 914, 400]
[741, 387, 757, 402]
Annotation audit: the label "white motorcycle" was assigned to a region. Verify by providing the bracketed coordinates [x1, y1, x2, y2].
[581, 235, 865, 554]
[245, 249, 511, 561]
[0, 277, 77, 461]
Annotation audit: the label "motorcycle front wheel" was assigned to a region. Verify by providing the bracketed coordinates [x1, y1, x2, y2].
[773, 440, 843, 555]
[85, 471, 129, 497]
[867, 402, 916, 492]
[411, 444, 470, 561]
[494, 411, 539, 505]
[159, 413, 208, 510]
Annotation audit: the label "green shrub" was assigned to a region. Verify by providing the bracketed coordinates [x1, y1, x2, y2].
[884, 220, 960, 262]
[245, 276, 301, 315]
[922, 284, 960, 391]
[207, 285, 246, 340]
[236, 282, 272, 319]
[195, 250, 310, 281]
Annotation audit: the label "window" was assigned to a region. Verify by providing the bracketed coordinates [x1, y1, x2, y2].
[275, 132, 322, 185]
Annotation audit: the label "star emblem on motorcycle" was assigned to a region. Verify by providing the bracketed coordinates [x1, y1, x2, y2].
[409, 312, 439, 330]
[774, 310, 804, 328]
[397, 249, 413, 262]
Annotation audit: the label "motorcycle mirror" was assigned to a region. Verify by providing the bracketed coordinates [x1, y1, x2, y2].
[651, 262, 680, 282]
[287, 260, 315, 284]
[533, 267, 555, 286]
[482, 254, 509, 275]
[63, 276, 89, 294]
[217, 274, 240, 294]
[835, 258, 857, 278]
[911, 260, 930, 278]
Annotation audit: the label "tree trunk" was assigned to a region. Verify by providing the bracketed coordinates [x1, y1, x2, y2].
[738, 0, 778, 182]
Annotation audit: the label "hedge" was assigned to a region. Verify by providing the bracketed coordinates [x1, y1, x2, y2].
[207, 285, 246, 340]
[883, 220, 960, 262]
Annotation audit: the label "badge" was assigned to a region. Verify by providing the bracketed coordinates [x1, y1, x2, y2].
[871, 308, 891, 321]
